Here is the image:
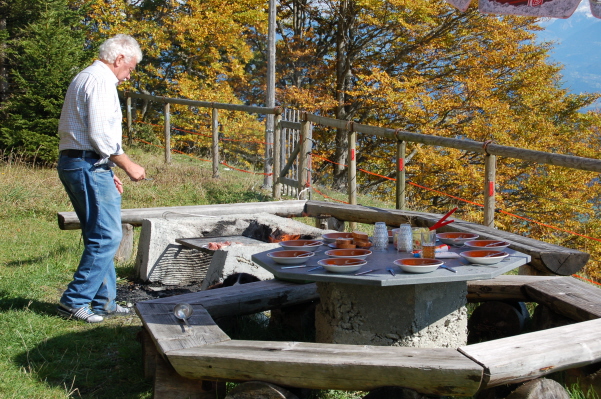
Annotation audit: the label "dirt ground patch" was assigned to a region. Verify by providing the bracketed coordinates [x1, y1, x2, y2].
[116, 281, 202, 305]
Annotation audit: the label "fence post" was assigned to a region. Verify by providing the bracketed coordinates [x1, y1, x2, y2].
[348, 123, 357, 231]
[484, 154, 496, 227]
[273, 110, 282, 199]
[126, 94, 132, 146]
[212, 108, 219, 178]
[164, 102, 171, 164]
[396, 140, 406, 210]
[298, 114, 311, 200]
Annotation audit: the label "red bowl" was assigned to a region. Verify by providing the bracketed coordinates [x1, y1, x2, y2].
[322, 232, 354, 243]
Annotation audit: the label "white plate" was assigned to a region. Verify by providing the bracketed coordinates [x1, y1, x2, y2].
[267, 250, 315, 265]
[393, 258, 443, 274]
[460, 250, 508, 265]
[324, 249, 372, 259]
[317, 258, 367, 273]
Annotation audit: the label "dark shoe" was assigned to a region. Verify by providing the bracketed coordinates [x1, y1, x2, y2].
[57, 303, 103, 323]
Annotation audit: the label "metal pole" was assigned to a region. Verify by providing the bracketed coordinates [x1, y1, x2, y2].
[263, 0, 276, 188]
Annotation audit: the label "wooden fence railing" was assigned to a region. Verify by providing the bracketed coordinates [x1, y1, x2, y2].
[121, 91, 601, 228]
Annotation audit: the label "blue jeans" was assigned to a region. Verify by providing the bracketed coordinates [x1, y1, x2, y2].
[57, 153, 122, 314]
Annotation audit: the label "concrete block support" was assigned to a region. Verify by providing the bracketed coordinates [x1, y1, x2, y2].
[315, 281, 468, 348]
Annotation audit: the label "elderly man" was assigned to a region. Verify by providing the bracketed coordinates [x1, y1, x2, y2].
[57, 34, 146, 323]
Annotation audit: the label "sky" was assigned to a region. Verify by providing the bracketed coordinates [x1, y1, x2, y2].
[536, 2, 601, 110]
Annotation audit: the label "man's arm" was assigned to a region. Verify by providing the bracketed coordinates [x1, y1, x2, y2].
[110, 153, 145, 181]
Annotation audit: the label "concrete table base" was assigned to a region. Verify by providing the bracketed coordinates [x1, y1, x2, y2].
[315, 281, 468, 348]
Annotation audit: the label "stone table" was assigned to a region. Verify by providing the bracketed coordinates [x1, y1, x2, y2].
[252, 243, 530, 348]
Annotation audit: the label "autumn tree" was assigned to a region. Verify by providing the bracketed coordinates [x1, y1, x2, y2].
[75, 0, 269, 169]
[240, 0, 601, 277]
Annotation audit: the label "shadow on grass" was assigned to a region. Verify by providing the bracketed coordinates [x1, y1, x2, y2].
[0, 292, 58, 316]
[13, 325, 152, 398]
[4, 244, 77, 268]
[2, 295, 152, 397]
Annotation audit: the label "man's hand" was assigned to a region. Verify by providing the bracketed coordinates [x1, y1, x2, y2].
[109, 153, 146, 181]
[114, 175, 124, 194]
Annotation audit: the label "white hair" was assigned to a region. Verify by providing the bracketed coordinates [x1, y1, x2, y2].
[98, 34, 143, 64]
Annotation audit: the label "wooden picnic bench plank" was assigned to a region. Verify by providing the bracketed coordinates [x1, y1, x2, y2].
[466, 275, 564, 302]
[303, 201, 589, 276]
[522, 277, 601, 322]
[459, 318, 601, 389]
[135, 302, 230, 356]
[57, 200, 308, 230]
[167, 340, 483, 396]
[141, 279, 319, 319]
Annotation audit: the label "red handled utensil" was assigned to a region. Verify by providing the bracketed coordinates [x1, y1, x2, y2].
[430, 207, 458, 231]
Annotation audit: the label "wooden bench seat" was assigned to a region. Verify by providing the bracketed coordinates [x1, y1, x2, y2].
[136, 276, 601, 397]
[168, 340, 482, 396]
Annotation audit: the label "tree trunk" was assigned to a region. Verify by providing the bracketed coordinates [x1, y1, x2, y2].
[331, 0, 355, 190]
[0, 17, 7, 103]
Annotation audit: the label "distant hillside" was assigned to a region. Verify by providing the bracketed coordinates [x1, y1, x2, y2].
[536, 11, 601, 110]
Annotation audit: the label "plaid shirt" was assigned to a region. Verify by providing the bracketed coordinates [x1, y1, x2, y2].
[58, 60, 124, 164]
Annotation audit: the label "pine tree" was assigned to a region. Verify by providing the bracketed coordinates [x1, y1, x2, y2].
[0, 0, 89, 164]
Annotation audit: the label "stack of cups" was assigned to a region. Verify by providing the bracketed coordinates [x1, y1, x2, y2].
[372, 222, 389, 252]
[396, 224, 413, 252]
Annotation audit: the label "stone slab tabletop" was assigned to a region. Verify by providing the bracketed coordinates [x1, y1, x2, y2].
[252, 242, 531, 287]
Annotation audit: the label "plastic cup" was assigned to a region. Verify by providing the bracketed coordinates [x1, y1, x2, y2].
[421, 230, 437, 258]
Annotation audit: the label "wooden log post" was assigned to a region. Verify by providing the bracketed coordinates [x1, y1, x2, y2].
[139, 327, 227, 399]
[396, 140, 406, 210]
[298, 114, 311, 200]
[126, 94, 133, 146]
[164, 102, 171, 164]
[273, 112, 283, 200]
[484, 154, 496, 228]
[212, 107, 219, 179]
[348, 124, 357, 231]
[114, 223, 134, 263]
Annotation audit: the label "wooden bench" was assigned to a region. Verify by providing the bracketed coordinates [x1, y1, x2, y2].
[136, 276, 601, 398]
